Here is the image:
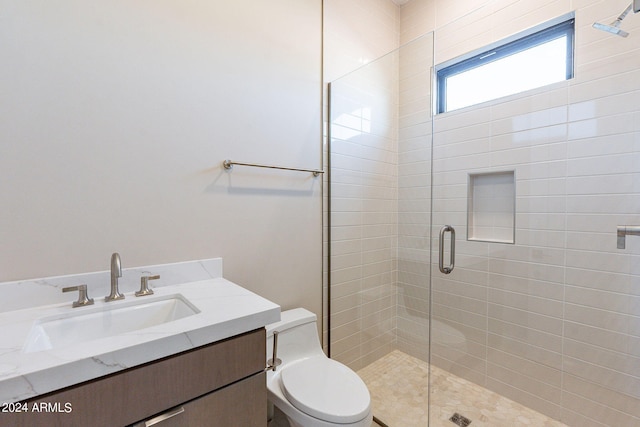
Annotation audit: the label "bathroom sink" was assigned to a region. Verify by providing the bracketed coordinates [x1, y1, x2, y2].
[22, 294, 199, 353]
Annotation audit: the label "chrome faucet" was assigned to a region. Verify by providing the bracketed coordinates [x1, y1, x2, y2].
[63, 284, 94, 308]
[105, 252, 125, 301]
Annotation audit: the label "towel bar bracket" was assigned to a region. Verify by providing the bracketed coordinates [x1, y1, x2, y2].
[617, 225, 640, 249]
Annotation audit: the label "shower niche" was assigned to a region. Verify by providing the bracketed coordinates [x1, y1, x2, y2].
[467, 171, 515, 244]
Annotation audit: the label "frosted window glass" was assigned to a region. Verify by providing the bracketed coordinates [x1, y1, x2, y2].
[437, 18, 574, 113]
[446, 37, 567, 112]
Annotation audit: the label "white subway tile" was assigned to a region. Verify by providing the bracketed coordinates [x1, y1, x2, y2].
[564, 373, 640, 419]
[564, 302, 630, 333]
[564, 355, 640, 399]
[488, 318, 562, 353]
[568, 112, 636, 140]
[565, 322, 628, 356]
[565, 338, 640, 378]
[487, 347, 562, 387]
[486, 362, 561, 404]
[489, 303, 563, 335]
[488, 332, 562, 369]
[434, 289, 486, 315]
[565, 285, 632, 314]
[488, 288, 563, 317]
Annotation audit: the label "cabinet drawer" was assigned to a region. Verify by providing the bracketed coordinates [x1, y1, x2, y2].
[132, 372, 266, 427]
[2, 328, 265, 427]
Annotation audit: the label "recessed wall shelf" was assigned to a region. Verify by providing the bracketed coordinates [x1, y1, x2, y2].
[467, 171, 515, 244]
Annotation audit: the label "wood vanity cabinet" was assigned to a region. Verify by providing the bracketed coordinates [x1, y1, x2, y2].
[3, 328, 267, 427]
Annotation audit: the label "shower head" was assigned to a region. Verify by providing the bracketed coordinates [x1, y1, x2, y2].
[593, 4, 633, 37]
[592, 21, 629, 37]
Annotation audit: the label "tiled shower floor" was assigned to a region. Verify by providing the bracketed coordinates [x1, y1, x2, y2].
[357, 350, 568, 427]
[268, 350, 568, 427]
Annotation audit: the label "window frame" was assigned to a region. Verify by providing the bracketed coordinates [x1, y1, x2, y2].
[436, 15, 575, 114]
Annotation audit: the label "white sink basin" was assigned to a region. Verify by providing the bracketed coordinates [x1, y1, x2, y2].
[22, 294, 199, 353]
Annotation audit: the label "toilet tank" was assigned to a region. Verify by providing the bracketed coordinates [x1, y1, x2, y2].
[266, 308, 324, 366]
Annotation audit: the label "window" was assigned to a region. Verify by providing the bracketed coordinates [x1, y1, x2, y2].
[436, 16, 574, 114]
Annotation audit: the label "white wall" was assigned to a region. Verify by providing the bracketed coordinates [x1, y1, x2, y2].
[323, 0, 400, 82]
[0, 1, 323, 316]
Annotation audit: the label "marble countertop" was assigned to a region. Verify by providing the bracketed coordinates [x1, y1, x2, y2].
[0, 276, 280, 403]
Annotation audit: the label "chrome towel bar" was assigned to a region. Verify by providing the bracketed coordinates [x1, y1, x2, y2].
[223, 159, 324, 177]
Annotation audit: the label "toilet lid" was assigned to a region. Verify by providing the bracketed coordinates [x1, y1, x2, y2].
[280, 357, 370, 424]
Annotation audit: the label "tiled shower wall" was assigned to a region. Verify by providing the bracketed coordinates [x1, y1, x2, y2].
[396, 35, 433, 360]
[323, 0, 400, 358]
[328, 33, 434, 369]
[329, 52, 400, 370]
[421, 0, 640, 426]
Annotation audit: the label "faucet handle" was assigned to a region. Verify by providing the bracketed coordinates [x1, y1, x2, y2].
[62, 284, 94, 308]
[136, 275, 160, 297]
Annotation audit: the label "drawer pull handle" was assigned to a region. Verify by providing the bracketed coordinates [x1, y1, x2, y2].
[145, 406, 185, 426]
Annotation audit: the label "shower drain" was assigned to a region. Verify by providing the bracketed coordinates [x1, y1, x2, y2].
[449, 412, 472, 427]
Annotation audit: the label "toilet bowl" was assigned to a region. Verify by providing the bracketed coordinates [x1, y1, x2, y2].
[266, 308, 372, 427]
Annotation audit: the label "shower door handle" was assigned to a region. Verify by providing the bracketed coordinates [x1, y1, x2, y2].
[439, 225, 456, 274]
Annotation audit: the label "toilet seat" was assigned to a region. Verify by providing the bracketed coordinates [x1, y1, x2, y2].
[280, 356, 370, 424]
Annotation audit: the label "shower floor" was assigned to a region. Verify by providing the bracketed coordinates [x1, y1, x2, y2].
[358, 350, 568, 427]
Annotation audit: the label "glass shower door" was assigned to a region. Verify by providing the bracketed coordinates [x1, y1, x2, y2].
[428, 25, 574, 422]
[328, 33, 434, 427]
[429, 7, 640, 425]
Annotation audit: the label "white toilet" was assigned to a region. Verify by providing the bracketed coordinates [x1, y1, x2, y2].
[266, 308, 373, 427]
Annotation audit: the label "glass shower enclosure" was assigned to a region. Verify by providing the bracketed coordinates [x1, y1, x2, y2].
[328, 9, 640, 427]
[328, 33, 434, 427]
